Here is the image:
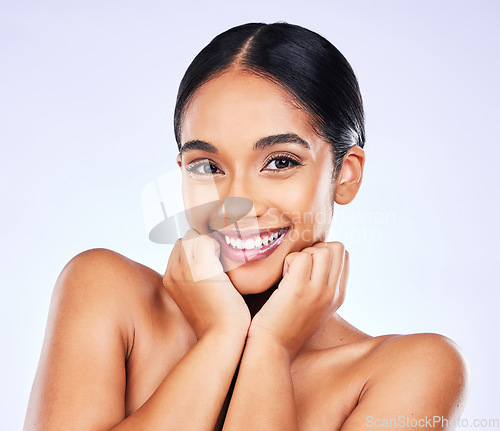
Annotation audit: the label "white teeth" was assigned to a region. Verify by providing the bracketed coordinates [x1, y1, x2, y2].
[244, 238, 255, 249]
[224, 229, 285, 250]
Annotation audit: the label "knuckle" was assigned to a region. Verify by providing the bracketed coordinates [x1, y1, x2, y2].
[162, 272, 173, 289]
[179, 236, 190, 252]
[327, 240, 343, 248]
[327, 286, 337, 303]
[312, 241, 328, 248]
[296, 246, 314, 256]
[173, 259, 191, 282]
[197, 234, 213, 247]
[299, 251, 313, 262]
[332, 241, 345, 250]
[184, 228, 200, 239]
[196, 235, 220, 257]
[315, 246, 331, 257]
[285, 251, 300, 263]
[330, 242, 345, 256]
[291, 283, 307, 299]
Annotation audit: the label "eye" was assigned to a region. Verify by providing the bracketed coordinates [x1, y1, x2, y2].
[263, 153, 304, 171]
[184, 159, 223, 176]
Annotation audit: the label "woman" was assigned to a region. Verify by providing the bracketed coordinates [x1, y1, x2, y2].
[24, 22, 468, 430]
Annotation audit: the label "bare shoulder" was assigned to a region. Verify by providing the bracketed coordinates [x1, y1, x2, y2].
[24, 249, 169, 430]
[57, 248, 171, 342]
[339, 333, 469, 430]
[60, 247, 163, 290]
[59, 248, 166, 304]
[366, 332, 469, 388]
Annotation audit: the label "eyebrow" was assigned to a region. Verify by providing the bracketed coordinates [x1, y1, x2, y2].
[179, 133, 311, 157]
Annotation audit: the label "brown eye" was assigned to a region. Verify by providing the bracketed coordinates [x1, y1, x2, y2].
[264, 154, 303, 171]
[203, 163, 219, 174]
[273, 158, 291, 169]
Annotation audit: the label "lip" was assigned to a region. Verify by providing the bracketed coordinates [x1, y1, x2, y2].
[212, 227, 289, 263]
[216, 226, 285, 241]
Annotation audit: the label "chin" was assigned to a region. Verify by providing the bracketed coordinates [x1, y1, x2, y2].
[225, 260, 282, 295]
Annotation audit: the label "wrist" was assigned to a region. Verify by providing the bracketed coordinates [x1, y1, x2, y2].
[202, 325, 248, 346]
[245, 328, 293, 364]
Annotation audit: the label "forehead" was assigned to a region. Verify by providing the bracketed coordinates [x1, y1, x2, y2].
[180, 69, 320, 149]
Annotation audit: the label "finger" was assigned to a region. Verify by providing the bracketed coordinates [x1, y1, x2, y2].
[310, 240, 344, 249]
[167, 238, 182, 269]
[308, 246, 332, 287]
[165, 238, 195, 287]
[297, 241, 330, 256]
[312, 242, 344, 303]
[181, 228, 200, 262]
[334, 249, 349, 307]
[282, 252, 301, 277]
[194, 234, 221, 260]
[177, 230, 202, 283]
[184, 228, 201, 240]
[282, 252, 312, 289]
[209, 233, 221, 260]
[322, 242, 345, 283]
[311, 241, 330, 249]
[297, 244, 332, 285]
[192, 234, 224, 281]
[164, 238, 182, 283]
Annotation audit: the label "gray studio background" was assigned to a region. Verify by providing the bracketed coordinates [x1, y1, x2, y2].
[1, 1, 498, 429]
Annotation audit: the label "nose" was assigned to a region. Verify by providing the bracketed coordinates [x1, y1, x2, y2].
[218, 196, 253, 224]
[211, 171, 262, 230]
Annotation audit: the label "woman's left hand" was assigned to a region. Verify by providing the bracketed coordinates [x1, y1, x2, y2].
[248, 241, 349, 361]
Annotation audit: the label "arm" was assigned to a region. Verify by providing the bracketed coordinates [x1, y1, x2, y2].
[222, 238, 468, 431]
[223, 242, 348, 430]
[115, 329, 245, 431]
[23, 248, 247, 431]
[222, 334, 298, 430]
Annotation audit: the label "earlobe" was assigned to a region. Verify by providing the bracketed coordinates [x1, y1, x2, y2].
[334, 146, 365, 205]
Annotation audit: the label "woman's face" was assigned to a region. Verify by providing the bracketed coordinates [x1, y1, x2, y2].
[178, 69, 335, 294]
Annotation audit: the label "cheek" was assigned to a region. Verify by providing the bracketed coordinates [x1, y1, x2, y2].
[283, 175, 332, 215]
[182, 175, 222, 205]
[281, 176, 333, 242]
[182, 180, 222, 232]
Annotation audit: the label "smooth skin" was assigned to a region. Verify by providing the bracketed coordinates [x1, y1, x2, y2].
[24, 69, 468, 431]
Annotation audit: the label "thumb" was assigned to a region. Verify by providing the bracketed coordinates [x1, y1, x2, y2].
[283, 252, 300, 277]
[208, 234, 221, 259]
[190, 234, 224, 281]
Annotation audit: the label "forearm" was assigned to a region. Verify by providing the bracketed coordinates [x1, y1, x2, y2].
[222, 335, 299, 430]
[111, 330, 246, 431]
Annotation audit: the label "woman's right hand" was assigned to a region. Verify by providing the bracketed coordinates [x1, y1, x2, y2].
[163, 229, 251, 340]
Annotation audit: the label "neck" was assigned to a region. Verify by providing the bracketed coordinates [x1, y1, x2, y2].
[242, 280, 280, 318]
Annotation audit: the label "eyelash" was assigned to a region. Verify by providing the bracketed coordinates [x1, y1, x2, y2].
[184, 153, 304, 176]
[262, 153, 304, 172]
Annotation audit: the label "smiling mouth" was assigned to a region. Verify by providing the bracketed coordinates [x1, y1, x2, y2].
[222, 227, 289, 250]
[212, 226, 290, 263]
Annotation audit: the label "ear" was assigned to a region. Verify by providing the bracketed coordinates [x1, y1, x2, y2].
[176, 153, 182, 168]
[334, 145, 365, 205]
